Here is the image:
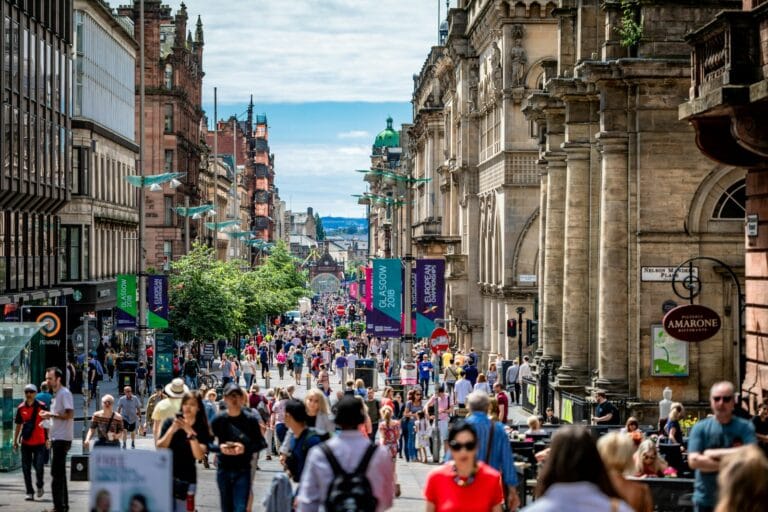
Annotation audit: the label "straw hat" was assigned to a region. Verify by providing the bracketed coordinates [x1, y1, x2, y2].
[164, 378, 189, 398]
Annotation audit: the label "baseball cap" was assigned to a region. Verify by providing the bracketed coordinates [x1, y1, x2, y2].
[223, 382, 244, 397]
[24, 384, 38, 393]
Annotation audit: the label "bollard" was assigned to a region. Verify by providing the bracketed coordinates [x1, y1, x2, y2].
[265, 373, 271, 389]
[306, 373, 311, 391]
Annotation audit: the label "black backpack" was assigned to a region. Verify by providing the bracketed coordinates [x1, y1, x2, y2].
[321, 443, 378, 512]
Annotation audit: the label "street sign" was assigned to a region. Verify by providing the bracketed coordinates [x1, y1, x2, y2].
[430, 327, 449, 353]
[201, 343, 215, 360]
[336, 305, 346, 316]
[663, 304, 721, 342]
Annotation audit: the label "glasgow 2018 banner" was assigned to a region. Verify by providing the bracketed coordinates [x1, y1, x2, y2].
[365, 259, 402, 337]
[415, 259, 445, 338]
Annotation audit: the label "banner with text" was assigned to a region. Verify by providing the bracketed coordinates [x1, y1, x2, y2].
[366, 259, 402, 337]
[22, 306, 68, 385]
[89, 448, 172, 512]
[116, 274, 137, 329]
[415, 259, 445, 338]
[364, 266, 373, 311]
[147, 275, 169, 329]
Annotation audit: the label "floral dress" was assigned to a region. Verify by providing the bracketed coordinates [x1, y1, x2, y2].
[379, 419, 401, 459]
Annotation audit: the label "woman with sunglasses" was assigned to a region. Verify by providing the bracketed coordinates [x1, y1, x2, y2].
[633, 439, 668, 477]
[423, 421, 504, 512]
[404, 388, 424, 462]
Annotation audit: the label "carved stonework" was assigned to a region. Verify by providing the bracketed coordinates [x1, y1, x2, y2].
[509, 24, 527, 87]
[491, 42, 503, 93]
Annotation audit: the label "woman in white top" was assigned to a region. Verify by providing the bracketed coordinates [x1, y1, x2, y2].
[473, 373, 492, 394]
[522, 426, 632, 512]
[242, 354, 256, 389]
[524, 415, 547, 436]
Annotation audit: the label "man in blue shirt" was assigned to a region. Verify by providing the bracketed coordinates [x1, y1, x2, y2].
[450, 391, 519, 511]
[417, 354, 434, 397]
[688, 381, 756, 512]
[462, 362, 479, 387]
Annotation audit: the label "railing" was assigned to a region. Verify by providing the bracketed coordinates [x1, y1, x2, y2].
[688, 11, 760, 100]
[253, 163, 269, 178]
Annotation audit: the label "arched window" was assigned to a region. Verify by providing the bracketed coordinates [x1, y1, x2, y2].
[164, 63, 173, 89]
[712, 179, 746, 219]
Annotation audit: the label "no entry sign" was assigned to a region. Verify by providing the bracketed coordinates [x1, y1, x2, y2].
[336, 305, 346, 316]
[430, 327, 449, 353]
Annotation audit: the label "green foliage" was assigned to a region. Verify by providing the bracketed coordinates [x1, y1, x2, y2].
[335, 325, 350, 339]
[168, 241, 308, 342]
[616, 0, 642, 48]
[314, 213, 326, 241]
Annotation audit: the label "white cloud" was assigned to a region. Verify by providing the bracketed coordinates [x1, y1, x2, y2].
[164, 0, 440, 103]
[337, 130, 370, 139]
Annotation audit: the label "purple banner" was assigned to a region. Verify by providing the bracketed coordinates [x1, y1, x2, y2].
[365, 259, 402, 337]
[415, 259, 445, 338]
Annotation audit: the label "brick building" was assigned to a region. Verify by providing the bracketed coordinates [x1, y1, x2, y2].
[116, 0, 205, 270]
[249, 108, 275, 246]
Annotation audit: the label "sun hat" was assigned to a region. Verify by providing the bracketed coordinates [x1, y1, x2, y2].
[164, 378, 189, 398]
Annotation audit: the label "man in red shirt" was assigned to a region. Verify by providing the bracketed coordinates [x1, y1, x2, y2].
[13, 384, 47, 501]
[494, 382, 509, 424]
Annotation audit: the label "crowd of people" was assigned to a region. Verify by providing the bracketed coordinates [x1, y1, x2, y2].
[10, 289, 768, 512]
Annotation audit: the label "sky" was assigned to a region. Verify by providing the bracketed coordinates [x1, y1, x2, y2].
[164, 0, 449, 217]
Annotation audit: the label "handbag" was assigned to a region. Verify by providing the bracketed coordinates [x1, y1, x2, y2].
[94, 413, 120, 447]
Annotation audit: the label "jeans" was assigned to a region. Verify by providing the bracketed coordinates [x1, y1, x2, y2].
[275, 423, 288, 445]
[243, 374, 253, 390]
[402, 418, 416, 460]
[21, 444, 46, 494]
[369, 421, 379, 443]
[221, 376, 232, 387]
[184, 375, 199, 390]
[216, 469, 251, 512]
[419, 376, 430, 396]
[277, 364, 285, 379]
[51, 440, 71, 511]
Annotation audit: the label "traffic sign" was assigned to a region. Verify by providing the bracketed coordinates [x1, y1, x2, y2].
[336, 305, 346, 316]
[430, 327, 449, 353]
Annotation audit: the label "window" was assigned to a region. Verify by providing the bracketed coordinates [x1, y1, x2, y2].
[713, 179, 746, 219]
[164, 149, 173, 172]
[163, 241, 172, 271]
[164, 63, 173, 89]
[164, 196, 174, 226]
[164, 104, 174, 133]
[59, 225, 81, 281]
[72, 146, 89, 195]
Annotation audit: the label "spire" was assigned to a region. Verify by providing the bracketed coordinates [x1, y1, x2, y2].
[386, 116, 393, 130]
[195, 15, 204, 44]
[187, 29, 193, 46]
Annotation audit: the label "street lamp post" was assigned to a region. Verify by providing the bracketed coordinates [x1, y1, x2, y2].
[516, 306, 526, 365]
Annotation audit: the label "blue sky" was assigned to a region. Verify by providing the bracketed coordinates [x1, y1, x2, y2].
[165, 1, 449, 217]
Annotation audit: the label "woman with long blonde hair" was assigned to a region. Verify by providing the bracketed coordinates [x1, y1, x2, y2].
[378, 405, 401, 497]
[634, 439, 668, 477]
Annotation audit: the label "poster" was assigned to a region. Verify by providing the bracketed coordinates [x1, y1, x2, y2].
[89, 448, 172, 512]
[155, 332, 175, 389]
[651, 324, 689, 377]
[147, 275, 169, 329]
[364, 266, 372, 311]
[415, 259, 445, 338]
[365, 259, 402, 337]
[115, 274, 137, 329]
[21, 306, 68, 385]
[562, 397, 574, 424]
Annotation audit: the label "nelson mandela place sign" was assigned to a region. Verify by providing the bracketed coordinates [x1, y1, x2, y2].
[663, 304, 721, 343]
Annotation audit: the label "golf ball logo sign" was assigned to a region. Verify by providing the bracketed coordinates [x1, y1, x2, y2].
[36, 311, 62, 345]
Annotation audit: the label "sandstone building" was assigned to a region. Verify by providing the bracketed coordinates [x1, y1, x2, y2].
[681, 0, 768, 409]
[116, 0, 205, 270]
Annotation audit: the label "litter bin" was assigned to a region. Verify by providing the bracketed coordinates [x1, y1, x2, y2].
[117, 360, 138, 394]
[354, 359, 377, 390]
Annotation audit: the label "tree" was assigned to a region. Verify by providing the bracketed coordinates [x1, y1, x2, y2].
[345, 224, 358, 235]
[315, 213, 326, 240]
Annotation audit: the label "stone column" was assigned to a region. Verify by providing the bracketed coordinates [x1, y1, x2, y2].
[541, 153, 566, 361]
[535, 166, 547, 359]
[596, 134, 629, 391]
[558, 142, 591, 385]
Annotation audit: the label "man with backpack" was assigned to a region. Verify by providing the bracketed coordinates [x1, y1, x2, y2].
[13, 384, 47, 501]
[87, 353, 104, 400]
[297, 395, 394, 512]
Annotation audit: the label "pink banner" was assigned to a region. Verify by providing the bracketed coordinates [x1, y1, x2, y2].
[349, 282, 359, 300]
[364, 267, 372, 311]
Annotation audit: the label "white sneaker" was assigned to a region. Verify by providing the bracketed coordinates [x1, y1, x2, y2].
[36, 488, 43, 498]
[24, 494, 33, 501]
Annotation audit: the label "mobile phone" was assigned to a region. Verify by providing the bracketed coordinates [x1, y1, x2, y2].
[176, 412, 184, 419]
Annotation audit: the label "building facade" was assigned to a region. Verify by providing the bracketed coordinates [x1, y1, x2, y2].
[525, 0, 743, 419]
[249, 110, 275, 246]
[1, 0, 73, 303]
[60, 0, 139, 335]
[681, 0, 768, 409]
[116, 0, 205, 270]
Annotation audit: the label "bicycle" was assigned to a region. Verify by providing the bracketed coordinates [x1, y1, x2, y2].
[199, 372, 220, 389]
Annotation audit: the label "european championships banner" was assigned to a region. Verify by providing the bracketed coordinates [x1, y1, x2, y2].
[366, 259, 402, 337]
[415, 259, 445, 338]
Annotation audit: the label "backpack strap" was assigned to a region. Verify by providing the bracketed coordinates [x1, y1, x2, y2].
[321, 443, 347, 476]
[485, 420, 495, 462]
[354, 443, 378, 474]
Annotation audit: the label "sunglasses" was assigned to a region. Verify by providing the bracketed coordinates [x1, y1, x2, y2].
[712, 395, 733, 403]
[24, 390, 36, 394]
[449, 440, 477, 452]
[103, 401, 113, 405]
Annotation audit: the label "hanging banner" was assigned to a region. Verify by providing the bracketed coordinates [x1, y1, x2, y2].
[349, 282, 359, 300]
[147, 275, 169, 329]
[401, 267, 417, 334]
[365, 259, 402, 337]
[415, 259, 445, 338]
[364, 267, 373, 311]
[116, 274, 137, 329]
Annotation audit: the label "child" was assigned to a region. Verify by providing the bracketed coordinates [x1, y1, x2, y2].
[414, 410, 432, 463]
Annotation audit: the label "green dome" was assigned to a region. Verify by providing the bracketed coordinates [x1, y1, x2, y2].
[373, 117, 400, 148]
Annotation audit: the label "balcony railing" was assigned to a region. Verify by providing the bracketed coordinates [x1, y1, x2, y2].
[688, 11, 760, 101]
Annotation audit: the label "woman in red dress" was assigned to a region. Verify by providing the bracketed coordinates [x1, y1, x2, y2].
[423, 421, 504, 512]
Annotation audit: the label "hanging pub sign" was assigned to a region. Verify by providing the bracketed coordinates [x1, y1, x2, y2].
[662, 304, 721, 342]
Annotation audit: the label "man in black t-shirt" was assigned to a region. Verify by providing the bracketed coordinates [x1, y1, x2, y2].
[209, 383, 265, 512]
[592, 391, 620, 425]
[752, 402, 768, 458]
[183, 358, 200, 390]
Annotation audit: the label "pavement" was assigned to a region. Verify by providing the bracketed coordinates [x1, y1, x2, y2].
[0, 366, 531, 511]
